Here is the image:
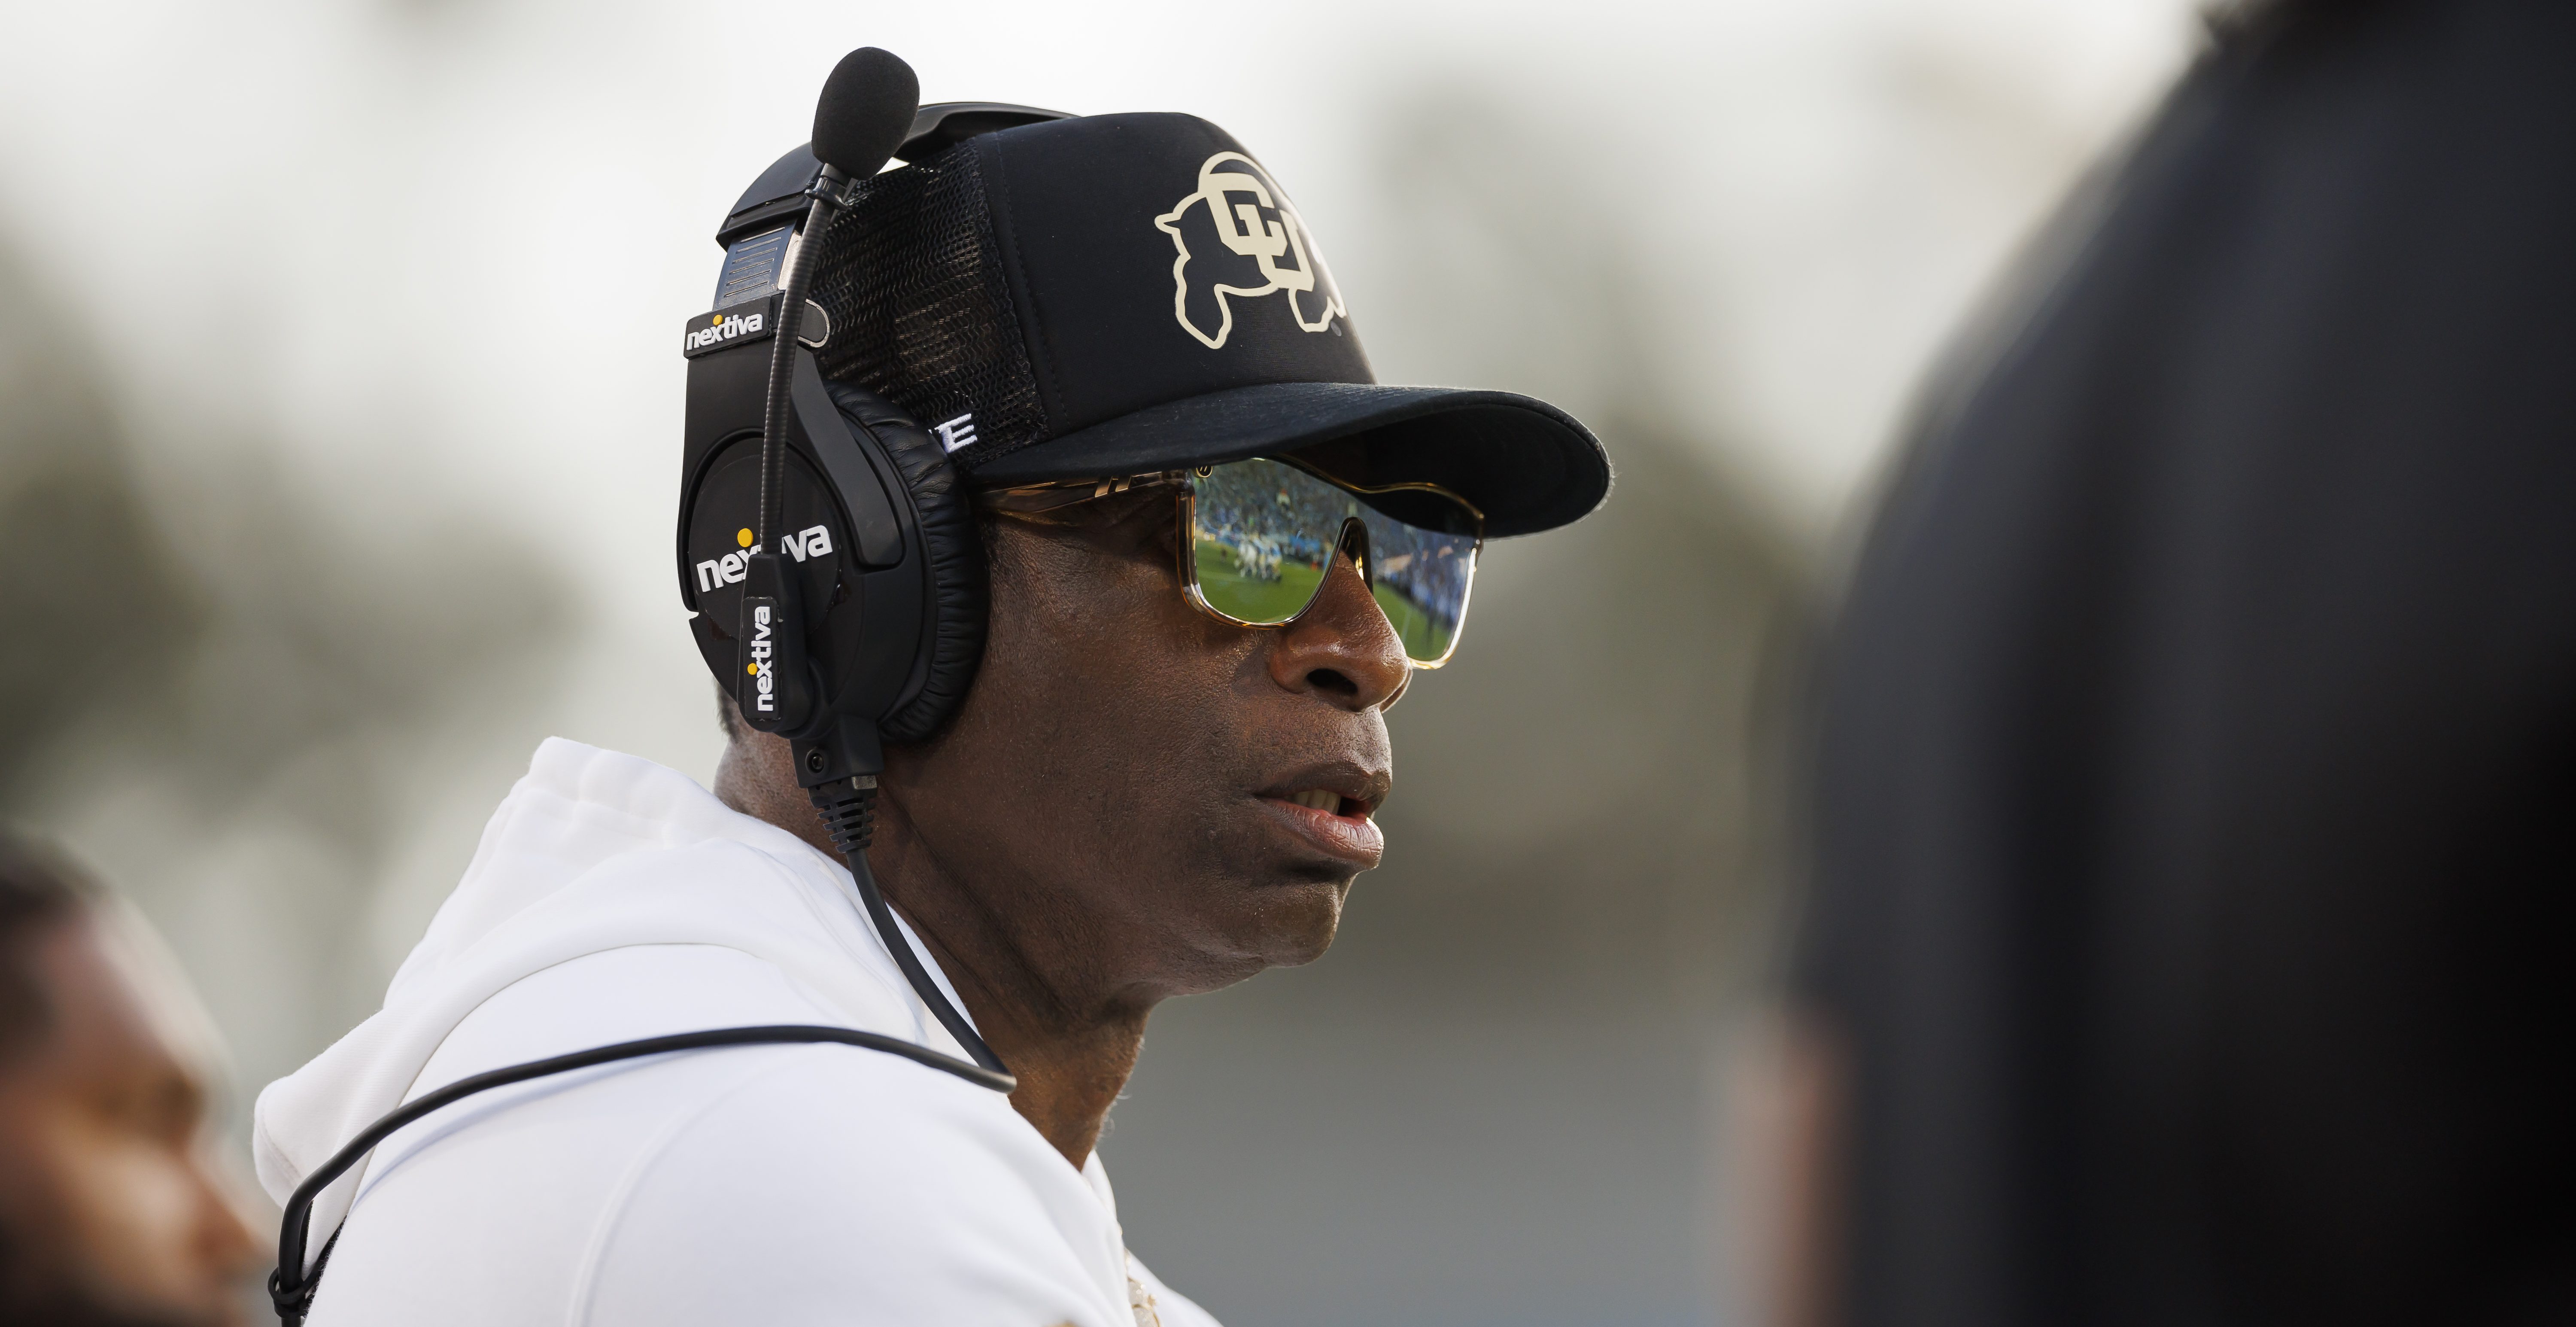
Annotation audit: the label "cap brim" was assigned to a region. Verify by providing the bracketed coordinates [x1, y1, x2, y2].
[964, 382, 1610, 538]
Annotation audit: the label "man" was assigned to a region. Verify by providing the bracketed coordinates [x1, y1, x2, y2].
[254, 99, 1608, 1325]
[1793, 0, 2576, 1324]
[0, 833, 259, 1327]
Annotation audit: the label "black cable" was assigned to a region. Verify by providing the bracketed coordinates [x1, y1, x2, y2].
[756, 167, 848, 549]
[811, 780, 1011, 1075]
[268, 1023, 1009, 1325]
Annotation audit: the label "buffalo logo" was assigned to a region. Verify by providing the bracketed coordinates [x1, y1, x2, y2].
[1154, 152, 1345, 350]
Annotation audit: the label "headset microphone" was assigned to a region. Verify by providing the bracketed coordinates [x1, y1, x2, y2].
[742, 47, 920, 742]
[810, 48, 923, 177]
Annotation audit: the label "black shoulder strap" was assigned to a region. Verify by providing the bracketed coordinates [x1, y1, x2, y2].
[267, 1024, 1012, 1325]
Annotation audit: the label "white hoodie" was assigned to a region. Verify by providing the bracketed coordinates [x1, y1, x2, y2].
[254, 738, 1215, 1327]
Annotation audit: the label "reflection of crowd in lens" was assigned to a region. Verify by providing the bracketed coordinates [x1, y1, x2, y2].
[1194, 462, 1470, 624]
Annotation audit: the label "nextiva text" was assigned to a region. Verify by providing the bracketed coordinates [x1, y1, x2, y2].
[697, 524, 834, 595]
[685, 310, 765, 353]
[747, 604, 775, 712]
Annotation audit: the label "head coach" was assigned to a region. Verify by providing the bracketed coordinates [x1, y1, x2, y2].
[253, 49, 1607, 1327]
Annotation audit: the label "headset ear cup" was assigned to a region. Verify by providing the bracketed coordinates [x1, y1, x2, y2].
[823, 380, 988, 745]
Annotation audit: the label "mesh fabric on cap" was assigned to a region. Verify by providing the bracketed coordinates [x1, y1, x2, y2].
[808, 144, 1048, 468]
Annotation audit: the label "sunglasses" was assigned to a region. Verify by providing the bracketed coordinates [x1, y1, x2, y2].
[980, 456, 1485, 667]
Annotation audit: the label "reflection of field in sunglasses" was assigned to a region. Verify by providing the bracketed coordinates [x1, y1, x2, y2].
[1372, 580, 1452, 661]
[1191, 527, 1462, 662]
[1193, 460, 1471, 661]
[1194, 539, 1328, 623]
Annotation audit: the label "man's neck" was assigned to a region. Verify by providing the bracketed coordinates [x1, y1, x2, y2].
[848, 793, 1149, 1170]
[714, 740, 1151, 1169]
[968, 1006, 1145, 1169]
[860, 804, 1154, 1170]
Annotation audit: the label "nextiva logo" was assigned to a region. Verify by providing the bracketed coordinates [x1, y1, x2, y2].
[684, 308, 764, 353]
[745, 604, 776, 712]
[696, 524, 834, 595]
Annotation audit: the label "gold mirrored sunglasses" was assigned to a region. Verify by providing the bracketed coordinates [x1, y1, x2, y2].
[978, 456, 1485, 667]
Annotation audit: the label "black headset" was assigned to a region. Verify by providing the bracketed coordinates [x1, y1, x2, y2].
[671, 48, 1069, 1077]
[270, 49, 1050, 1325]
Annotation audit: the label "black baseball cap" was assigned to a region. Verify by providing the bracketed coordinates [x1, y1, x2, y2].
[784, 111, 1608, 538]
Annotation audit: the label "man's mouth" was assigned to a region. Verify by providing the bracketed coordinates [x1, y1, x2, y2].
[1279, 788, 1370, 816]
[1255, 782, 1385, 866]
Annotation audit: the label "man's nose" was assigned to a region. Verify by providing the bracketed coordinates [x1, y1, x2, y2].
[1266, 546, 1409, 710]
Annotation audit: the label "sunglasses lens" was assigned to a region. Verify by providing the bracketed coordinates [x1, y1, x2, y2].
[1188, 459, 1340, 626]
[1187, 458, 1480, 665]
[1357, 499, 1478, 667]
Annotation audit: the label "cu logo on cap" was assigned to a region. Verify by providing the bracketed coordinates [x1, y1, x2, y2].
[1155, 152, 1346, 350]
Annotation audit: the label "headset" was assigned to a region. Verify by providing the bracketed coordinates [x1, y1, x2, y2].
[672, 49, 1071, 1082]
[270, 49, 1058, 1325]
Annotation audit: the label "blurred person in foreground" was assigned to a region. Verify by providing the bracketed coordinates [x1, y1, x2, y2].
[0, 834, 258, 1327]
[1783, 0, 2576, 1324]
[252, 100, 1607, 1326]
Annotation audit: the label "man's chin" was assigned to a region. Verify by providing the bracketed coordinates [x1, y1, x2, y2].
[1241, 875, 1348, 969]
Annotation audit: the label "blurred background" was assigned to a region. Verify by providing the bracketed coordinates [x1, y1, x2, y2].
[0, 3, 2204, 1324]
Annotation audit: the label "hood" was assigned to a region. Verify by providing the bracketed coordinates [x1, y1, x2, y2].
[252, 738, 962, 1250]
